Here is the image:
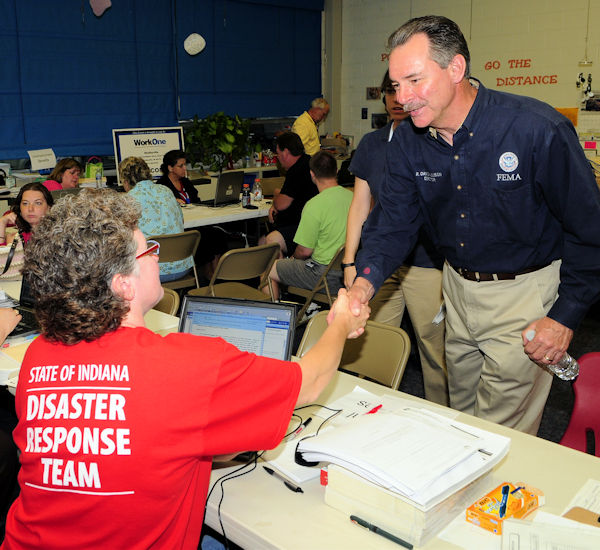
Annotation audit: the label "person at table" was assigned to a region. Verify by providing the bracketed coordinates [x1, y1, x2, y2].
[2, 189, 369, 550]
[42, 158, 82, 191]
[156, 149, 199, 205]
[343, 70, 448, 406]
[0, 182, 54, 246]
[119, 156, 194, 284]
[260, 132, 318, 258]
[0, 309, 22, 541]
[267, 151, 352, 301]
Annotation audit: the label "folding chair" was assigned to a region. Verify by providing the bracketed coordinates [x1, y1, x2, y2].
[559, 352, 600, 456]
[188, 242, 280, 302]
[296, 311, 411, 390]
[149, 230, 201, 291]
[153, 287, 180, 316]
[286, 245, 345, 324]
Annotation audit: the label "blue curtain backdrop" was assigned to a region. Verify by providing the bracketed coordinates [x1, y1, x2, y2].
[0, 0, 323, 159]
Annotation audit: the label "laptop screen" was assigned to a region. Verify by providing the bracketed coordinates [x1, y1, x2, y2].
[179, 296, 296, 361]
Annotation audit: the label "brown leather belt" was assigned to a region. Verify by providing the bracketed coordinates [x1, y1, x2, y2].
[450, 263, 550, 282]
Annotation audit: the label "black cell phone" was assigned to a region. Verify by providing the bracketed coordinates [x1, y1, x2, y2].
[244, 204, 259, 209]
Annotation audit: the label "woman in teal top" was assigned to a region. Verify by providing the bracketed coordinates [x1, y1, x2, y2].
[119, 157, 194, 283]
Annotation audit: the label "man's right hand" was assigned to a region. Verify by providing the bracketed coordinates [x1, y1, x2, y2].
[327, 277, 374, 335]
[328, 288, 369, 338]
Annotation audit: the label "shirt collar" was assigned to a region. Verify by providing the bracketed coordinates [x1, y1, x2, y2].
[427, 77, 485, 140]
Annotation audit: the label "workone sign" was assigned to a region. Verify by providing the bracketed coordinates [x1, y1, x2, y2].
[113, 127, 184, 182]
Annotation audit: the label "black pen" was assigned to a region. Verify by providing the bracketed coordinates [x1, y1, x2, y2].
[350, 515, 413, 549]
[262, 465, 304, 493]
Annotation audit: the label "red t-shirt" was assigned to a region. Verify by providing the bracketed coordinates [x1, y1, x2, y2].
[41, 180, 62, 191]
[2, 327, 301, 549]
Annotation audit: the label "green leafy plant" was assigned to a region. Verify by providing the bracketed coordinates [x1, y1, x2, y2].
[184, 112, 250, 172]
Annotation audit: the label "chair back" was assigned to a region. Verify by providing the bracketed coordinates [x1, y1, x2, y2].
[149, 230, 201, 290]
[297, 311, 411, 390]
[188, 242, 280, 301]
[559, 352, 600, 456]
[153, 287, 180, 316]
[287, 245, 345, 323]
[261, 176, 285, 197]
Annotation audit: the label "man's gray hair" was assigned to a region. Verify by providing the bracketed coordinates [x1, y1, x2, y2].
[388, 15, 471, 79]
[311, 97, 329, 110]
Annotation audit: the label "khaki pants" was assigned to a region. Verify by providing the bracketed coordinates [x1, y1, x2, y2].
[370, 265, 448, 406]
[443, 261, 559, 435]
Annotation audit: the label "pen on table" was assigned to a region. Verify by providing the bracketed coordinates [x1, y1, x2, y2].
[289, 417, 312, 440]
[350, 515, 413, 549]
[499, 484, 510, 518]
[366, 404, 382, 414]
[262, 465, 304, 494]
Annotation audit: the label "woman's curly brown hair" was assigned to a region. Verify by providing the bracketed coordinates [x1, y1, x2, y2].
[23, 189, 141, 345]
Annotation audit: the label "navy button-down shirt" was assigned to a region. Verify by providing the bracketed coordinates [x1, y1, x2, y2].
[357, 81, 600, 329]
[349, 121, 442, 269]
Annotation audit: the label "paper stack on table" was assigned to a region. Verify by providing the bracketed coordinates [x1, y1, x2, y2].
[296, 405, 510, 547]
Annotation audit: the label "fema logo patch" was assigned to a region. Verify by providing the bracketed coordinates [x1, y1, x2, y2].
[499, 152, 518, 173]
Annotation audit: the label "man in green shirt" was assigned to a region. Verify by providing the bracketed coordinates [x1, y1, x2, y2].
[268, 151, 352, 301]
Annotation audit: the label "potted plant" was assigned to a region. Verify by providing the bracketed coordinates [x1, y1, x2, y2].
[184, 112, 250, 172]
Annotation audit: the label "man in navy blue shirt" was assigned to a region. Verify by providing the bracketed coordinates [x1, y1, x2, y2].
[347, 15, 600, 434]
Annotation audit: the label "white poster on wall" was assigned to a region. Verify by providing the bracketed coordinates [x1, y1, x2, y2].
[112, 127, 184, 183]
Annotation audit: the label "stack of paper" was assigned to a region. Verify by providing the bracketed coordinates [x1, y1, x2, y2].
[297, 408, 510, 509]
[297, 408, 509, 546]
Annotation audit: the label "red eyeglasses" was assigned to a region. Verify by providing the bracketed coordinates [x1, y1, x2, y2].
[135, 240, 160, 259]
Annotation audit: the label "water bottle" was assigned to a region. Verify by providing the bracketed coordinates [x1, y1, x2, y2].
[95, 170, 102, 189]
[253, 178, 263, 202]
[525, 329, 579, 380]
[241, 183, 251, 207]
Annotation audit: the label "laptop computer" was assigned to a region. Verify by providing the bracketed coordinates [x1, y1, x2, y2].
[5, 276, 40, 342]
[199, 171, 244, 207]
[179, 296, 296, 361]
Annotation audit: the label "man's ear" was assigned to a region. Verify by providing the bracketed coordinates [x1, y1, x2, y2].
[310, 170, 316, 183]
[448, 54, 467, 83]
[111, 272, 135, 302]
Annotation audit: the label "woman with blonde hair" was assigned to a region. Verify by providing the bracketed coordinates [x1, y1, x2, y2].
[119, 156, 194, 283]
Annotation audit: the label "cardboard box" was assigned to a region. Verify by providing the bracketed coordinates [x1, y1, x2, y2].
[466, 482, 544, 535]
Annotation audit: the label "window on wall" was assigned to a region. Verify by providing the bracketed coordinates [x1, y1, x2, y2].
[1, 0, 176, 159]
[0, 0, 323, 160]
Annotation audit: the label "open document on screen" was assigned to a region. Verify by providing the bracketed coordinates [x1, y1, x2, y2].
[179, 296, 296, 361]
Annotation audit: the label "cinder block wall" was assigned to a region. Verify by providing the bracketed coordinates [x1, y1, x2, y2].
[329, 0, 600, 146]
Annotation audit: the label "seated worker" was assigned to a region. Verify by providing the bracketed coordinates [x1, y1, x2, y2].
[42, 158, 82, 191]
[267, 151, 353, 301]
[260, 132, 318, 258]
[343, 70, 448, 406]
[0, 182, 54, 247]
[119, 156, 194, 284]
[2, 189, 369, 549]
[156, 149, 199, 205]
[291, 97, 330, 155]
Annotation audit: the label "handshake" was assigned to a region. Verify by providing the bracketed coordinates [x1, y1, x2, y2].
[327, 288, 371, 339]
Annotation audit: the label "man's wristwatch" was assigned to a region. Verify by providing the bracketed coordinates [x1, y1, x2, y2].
[341, 262, 355, 269]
